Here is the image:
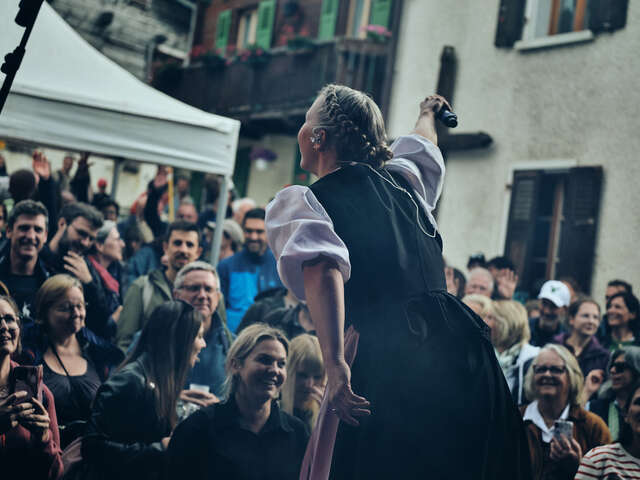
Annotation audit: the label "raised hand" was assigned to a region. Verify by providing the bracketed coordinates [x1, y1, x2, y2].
[32, 151, 51, 181]
[64, 251, 93, 284]
[496, 268, 518, 299]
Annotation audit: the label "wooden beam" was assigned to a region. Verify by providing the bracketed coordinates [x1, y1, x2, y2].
[439, 132, 493, 151]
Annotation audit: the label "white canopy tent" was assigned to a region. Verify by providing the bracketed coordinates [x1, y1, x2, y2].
[0, 1, 240, 263]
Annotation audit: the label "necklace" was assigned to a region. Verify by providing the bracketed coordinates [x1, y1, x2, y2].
[363, 164, 437, 238]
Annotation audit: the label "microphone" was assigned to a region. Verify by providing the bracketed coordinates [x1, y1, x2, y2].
[437, 107, 458, 128]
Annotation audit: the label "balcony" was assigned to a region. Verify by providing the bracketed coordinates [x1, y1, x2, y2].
[161, 38, 392, 135]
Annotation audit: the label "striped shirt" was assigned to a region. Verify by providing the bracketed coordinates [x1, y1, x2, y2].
[576, 443, 640, 479]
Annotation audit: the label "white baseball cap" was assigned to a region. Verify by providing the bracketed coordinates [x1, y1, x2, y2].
[538, 280, 571, 308]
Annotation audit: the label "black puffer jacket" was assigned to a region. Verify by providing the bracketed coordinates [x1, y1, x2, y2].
[79, 354, 170, 480]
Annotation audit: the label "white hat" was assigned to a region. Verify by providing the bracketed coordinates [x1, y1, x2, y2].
[538, 280, 571, 308]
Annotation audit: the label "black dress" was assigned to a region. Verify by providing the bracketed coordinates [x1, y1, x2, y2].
[305, 164, 531, 479]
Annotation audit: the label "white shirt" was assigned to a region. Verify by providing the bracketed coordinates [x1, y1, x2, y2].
[523, 400, 570, 443]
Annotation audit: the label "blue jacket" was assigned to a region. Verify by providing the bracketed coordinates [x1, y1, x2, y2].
[186, 312, 234, 397]
[218, 248, 283, 333]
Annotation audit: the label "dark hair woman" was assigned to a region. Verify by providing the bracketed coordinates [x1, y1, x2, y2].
[265, 85, 529, 478]
[0, 295, 63, 479]
[604, 292, 640, 351]
[78, 301, 205, 480]
[19, 274, 123, 447]
[167, 323, 309, 480]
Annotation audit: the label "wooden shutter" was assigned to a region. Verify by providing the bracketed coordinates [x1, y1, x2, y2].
[504, 170, 542, 292]
[317, 0, 339, 40]
[589, 0, 629, 33]
[233, 147, 252, 197]
[215, 10, 232, 52]
[369, 0, 393, 28]
[494, 0, 526, 47]
[556, 167, 603, 294]
[256, 0, 276, 49]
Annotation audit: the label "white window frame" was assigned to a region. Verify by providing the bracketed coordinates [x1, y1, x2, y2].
[236, 8, 259, 50]
[346, 0, 372, 38]
[516, 0, 594, 51]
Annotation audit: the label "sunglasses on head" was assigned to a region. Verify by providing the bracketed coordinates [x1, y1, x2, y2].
[611, 361, 630, 374]
[533, 365, 566, 375]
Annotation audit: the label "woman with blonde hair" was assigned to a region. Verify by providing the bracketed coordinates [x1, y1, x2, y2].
[168, 323, 309, 479]
[463, 294, 502, 345]
[521, 344, 611, 479]
[19, 274, 123, 447]
[493, 300, 540, 405]
[281, 334, 326, 430]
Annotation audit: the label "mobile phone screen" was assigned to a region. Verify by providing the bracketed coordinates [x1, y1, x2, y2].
[11, 365, 43, 403]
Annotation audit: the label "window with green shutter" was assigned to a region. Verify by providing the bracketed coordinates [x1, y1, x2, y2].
[369, 0, 392, 28]
[256, 0, 276, 49]
[318, 0, 339, 40]
[215, 10, 232, 52]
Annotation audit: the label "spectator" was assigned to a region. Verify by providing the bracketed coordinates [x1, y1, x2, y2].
[232, 197, 257, 226]
[487, 256, 519, 300]
[116, 221, 201, 351]
[0, 202, 7, 252]
[529, 280, 570, 347]
[493, 300, 540, 405]
[0, 295, 63, 480]
[19, 275, 123, 447]
[79, 301, 205, 480]
[173, 261, 233, 398]
[238, 287, 300, 332]
[218, 208, 283, 332]
[522, 344, 611, 480]
[69, 153, 92, 204]
[92, 178, 110, 209]
[467, 252, 486, 270]
[177, 201, 198, 224]
[174, 174, 193, 209]
[203, 219, 244, 262]
[589, 347, 640, 441]
[167, 323, 309, 479]
[464, 267, 494, 298]
[281, 334, 325, 431]
[41, 202, 112, 339]
[605, 279, 633, 304]
[444, 266, 466, 298]
[576, 380, 640, 479]
[604, 292, 640, 351]
[144, 168, 198, 237]
[98, 198, 119, 222]
[197, 175, 234, 229]
[53, 154, 74, 193]
[463, 294, 500, 345]
[88, 221, 125, 319]
[260, 304, 314, 339]
[553, 298, 609, 380]
[0, 200, 50, 319]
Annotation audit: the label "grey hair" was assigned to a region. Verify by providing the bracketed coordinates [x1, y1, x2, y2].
[173, 261, 219, 291]
[597, 346, 640, 401]
[95, 220, 117, 244]
[524, 344, 585, 407]
[232, 197, 256, 213]
[468, 267, 495, 292]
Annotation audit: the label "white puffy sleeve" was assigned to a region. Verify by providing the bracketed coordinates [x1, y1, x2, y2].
[265, 185, 351, 301]
[386, 134, 445, 227]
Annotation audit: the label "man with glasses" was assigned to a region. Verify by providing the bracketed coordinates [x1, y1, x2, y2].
[218, 208, 283, 333]
[41, 202, 111, 339]
[0, 200, 50, 319]
[173, 261, 233, 402]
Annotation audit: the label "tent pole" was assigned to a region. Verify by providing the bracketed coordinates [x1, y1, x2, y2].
[209, 175, 230, 266]
[111, 158, 123, 200]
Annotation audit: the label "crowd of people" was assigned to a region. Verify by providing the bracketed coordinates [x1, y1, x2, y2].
[0, 85, 638, 480]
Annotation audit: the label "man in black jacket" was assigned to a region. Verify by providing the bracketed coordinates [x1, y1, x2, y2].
[0, 200, 50, 319]
[41, 202, 113, 339]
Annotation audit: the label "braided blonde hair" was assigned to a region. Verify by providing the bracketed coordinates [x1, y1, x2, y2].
[316, 84, 393, 168]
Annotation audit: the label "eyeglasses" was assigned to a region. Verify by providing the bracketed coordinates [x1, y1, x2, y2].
[533, 365, 566, 375]
[611, 361, 630, 374]
[179, 284, 218, 294]
[54, 302, 88, 314]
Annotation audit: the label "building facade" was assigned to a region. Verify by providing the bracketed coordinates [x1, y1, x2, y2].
[386, 0, 638, 298]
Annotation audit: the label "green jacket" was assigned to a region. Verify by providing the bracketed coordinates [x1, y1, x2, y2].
[116, 269, 172, 352]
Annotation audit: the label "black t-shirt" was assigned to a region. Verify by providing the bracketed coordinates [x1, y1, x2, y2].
[167, 399, 309, 480]
[7, 273, 41, 318]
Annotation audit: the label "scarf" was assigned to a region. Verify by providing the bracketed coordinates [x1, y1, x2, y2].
[88, 256, 119, 294]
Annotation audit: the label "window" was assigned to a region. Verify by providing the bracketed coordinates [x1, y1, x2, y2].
[504, 167, 602, 296]
[347, 0, 372, 38]
[494, 0, 629, 48]
[236, 8, 259, 49]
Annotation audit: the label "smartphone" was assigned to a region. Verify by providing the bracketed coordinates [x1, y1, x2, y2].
[10, 365, 43, 403]
[553, 420, 573, 440]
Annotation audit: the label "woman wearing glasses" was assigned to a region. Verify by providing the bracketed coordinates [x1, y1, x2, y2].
[0, 295, 63, 479]
[522, 344, 611, 480]
[19, 274, 123, 447]
[589, 346, 640, 441]
[78, 301, 205, 480]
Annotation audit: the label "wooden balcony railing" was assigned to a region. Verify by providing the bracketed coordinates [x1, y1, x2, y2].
[164, 38, 391, 127]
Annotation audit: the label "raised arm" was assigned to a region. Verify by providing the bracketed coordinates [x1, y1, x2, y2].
[412, 94, 452, 146]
